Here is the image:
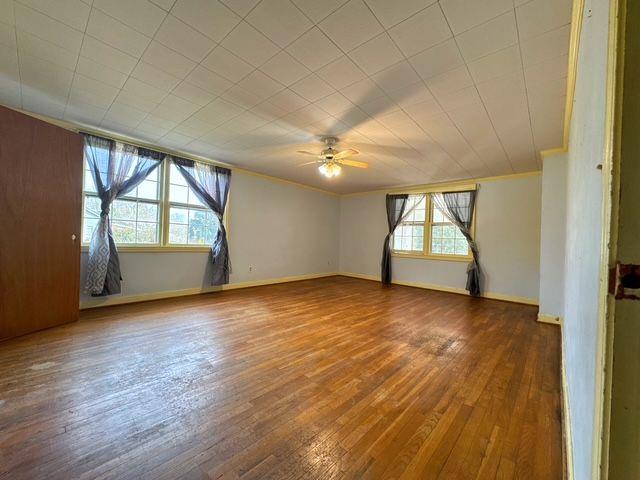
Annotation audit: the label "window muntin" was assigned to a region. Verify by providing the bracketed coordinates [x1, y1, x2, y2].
[392, 192, 472, 259]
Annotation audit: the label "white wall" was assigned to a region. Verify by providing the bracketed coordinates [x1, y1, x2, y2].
[80, 171, 340, 304]
[339, 174, 542, 302]
[563, 0, 612, 478]
[539, 153, 568, 319]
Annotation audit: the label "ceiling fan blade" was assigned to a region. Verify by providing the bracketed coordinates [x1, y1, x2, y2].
[333, 148, 359, 160]
[298, 160, 320, 166]
[340, 159, 369, 169]
[296, 150, 319, 156]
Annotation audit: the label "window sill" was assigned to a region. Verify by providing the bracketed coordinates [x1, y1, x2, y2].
[392, 252, 472, 262]
[81, 245, 211, 253]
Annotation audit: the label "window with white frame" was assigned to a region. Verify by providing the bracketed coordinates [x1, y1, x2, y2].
[392, 192, 471, 258]
[167, 163, 217, 246]
[82, 151, 221, 249]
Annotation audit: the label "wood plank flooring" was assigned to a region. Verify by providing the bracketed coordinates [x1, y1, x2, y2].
[0, 276, 562, 479]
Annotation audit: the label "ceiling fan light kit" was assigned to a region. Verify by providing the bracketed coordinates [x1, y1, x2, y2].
[296, 136, 368, 180]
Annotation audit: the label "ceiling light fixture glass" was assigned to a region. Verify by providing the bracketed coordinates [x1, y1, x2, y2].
[319, 162, 341, 178]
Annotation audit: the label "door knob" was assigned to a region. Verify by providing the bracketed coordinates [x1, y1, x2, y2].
[71, 234, 76, 241]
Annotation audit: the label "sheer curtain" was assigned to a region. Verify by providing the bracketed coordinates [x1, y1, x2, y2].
[381, 193, 426, 285]
[84, 134, 163, 296]
[430, 190, 481, 296]
[172, 157, 232, 285]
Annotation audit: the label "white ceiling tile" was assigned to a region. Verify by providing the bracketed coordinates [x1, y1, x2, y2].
[426, 65, 473, 97]
[69, 75, 119, 109]
[476, 70, 526, 103]
[185, 65, 233, 95]
[86, 9, 151, 57]
[201, 46, 253, 82]
[150, 0, 176, 11]
[161, 131, 195, 149]
[340, 77, 386, 105]
[348, 33, 403, 75]
[220, 0, 261, 16]
[76, 56, 128, 88]
[154, 15, 216, 62]
[192, 97, 244, 125]
[388, 4, 451, 58]
[409, 39, 463, 79]
[456, 11, 517, 62]
[524, 54, 568, 86]
[521, 24, 571, 67]
[16, 30, 78, 70]
[316, 55, 366, 91]
[174, 116, 219, 137]
[290, 73, 335, 102]
[0, 22, 16, 49]
[314, 91, 353, 115]
[80, 36, 138, 74]
[19, 54, 74, 97]
[237, 70, 284, 100]
[65, 101, 107, 124]
[0, 0, 16, 25]
[18, 0, 90, 31]
[132, 61, 181, 91]
[246, 0, 312, 48]
[93, 0, 167, 37]
[405, 97, 443, 124]
[440, 0, 512, 35]
[364, 0, 436, 28]
[467, 44, 521, 83]
[142, 40, 197, 78]
[172, 0, 241, 42]
[319, 0, 383, 52]
[371, 60, 420, 93]
[221, 21, 280, 67]
[261, 88, 308, 114]
[435, 85, 480, 112]
[358, 94, 398, 117]
[286, 27, 342, 71]
[118, 81, 164, 109]
[220, 84, 262, 108]
[14, 4, 83, 53]
[173, 80, 218, 106]
[0, 43, 19, 78]
[22, 93, 66, 117]
[516, 0, 572, 40]
[104, 102, 148, 126]
[293, 0, 348, 24]
[260, 51, 310, 87]
[387, 82, 433, 108]
[153, 94, 200, 121]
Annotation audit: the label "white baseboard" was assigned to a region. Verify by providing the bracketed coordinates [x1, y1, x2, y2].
[537, 313, 562, 325]
[80, 272, 338, 309]
[338, 271, 539, 306]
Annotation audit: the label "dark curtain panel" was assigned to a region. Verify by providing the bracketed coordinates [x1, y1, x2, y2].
[381, 194, 409, 285]
[173, 157, 232, 285]
[430, 190, 481, 296]
[84, 134, 163, 296]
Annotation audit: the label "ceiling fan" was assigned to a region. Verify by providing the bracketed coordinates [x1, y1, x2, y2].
[297, 136, 368, 178]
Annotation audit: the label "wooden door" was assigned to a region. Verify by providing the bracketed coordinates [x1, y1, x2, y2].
[0, 106, 83, 340]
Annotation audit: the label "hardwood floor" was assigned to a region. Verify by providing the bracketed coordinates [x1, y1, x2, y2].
[0, 276, 562, 479]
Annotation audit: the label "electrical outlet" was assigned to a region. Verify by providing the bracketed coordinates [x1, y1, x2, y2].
[249, 265, 253, 272]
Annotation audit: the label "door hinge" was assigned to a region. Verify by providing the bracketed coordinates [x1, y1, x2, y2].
[610, 263, 640, 300]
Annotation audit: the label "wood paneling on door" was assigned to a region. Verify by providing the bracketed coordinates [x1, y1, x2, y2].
[0, 106, 83, 340]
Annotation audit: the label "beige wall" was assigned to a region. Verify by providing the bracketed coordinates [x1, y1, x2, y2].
[339, 174, 542, 302]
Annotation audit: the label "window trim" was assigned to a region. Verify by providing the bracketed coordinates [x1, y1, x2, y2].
[391, 188, 476, 262]
[81, 157, 228, 253]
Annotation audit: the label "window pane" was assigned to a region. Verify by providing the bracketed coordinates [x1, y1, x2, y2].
[433, 206, 447, 223]
[112, 220, 137, 243]
[442, 238, 455, 254]
[401, 236, 411, 250]
[412, 236, 423, 251]
[170, 184, 189, 204]
[455, 239, 469, 255]
[170, 163, 188, 186]
[137, 202, 158, 222]
[169, 223, 188, 244]
[431, 237, 442, 254]
[84, 196, 101, 218]
[393, 235, 402, 250]
[112, 200, 136, 221]
[170, 207, 188, 224]
[84, 171, 97, 193]
[83, 217, 98, 243]
[136, 222, 158, 243]
[137, 180, 158, 200]
[442, 225, 455, 238]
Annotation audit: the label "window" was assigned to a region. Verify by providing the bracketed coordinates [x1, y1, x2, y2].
[167, 163, 217, 246]
[82, 155, 221, 250]
[392, 192, 472, 259]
